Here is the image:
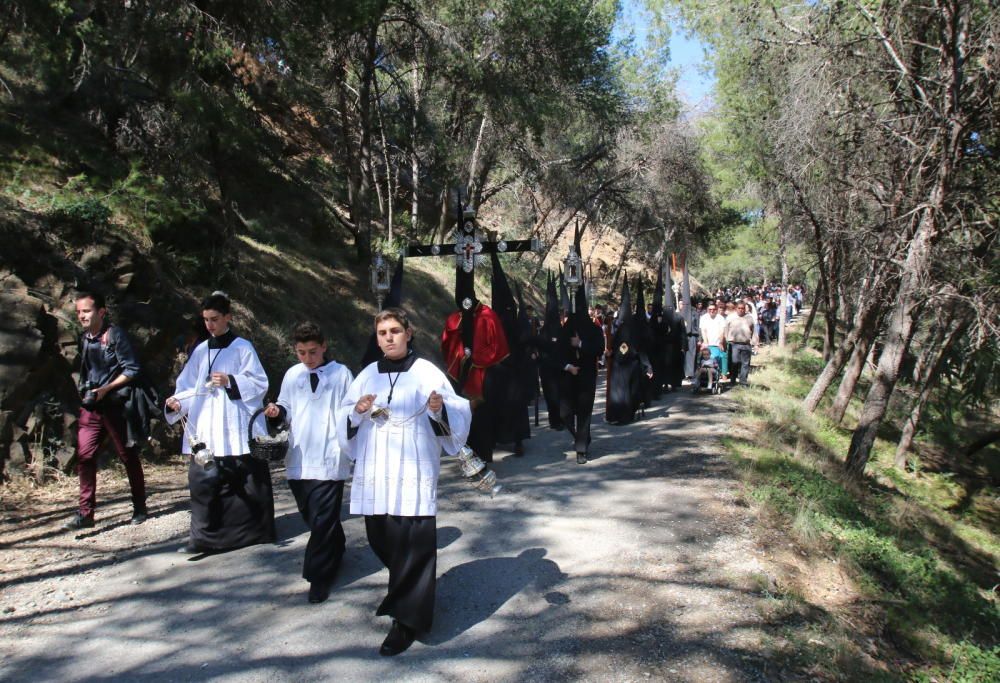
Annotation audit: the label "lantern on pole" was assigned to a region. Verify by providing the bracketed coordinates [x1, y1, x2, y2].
[369, 251, 391, 310]
[563, 246, 582, 313]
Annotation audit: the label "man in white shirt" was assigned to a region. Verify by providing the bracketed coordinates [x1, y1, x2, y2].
[699, 303, 728, 378]
[265, 322, 353, 604]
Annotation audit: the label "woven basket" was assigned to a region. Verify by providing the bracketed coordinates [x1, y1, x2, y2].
[248, 407, 289, 461]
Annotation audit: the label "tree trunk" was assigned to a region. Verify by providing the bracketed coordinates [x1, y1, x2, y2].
[822, 300, 837, 362]
[827, 314, 881, 424]
[609, 239, 634, 294]
[845, 213, 936, 478]
[353, 24, 378, 260]
[964, 431, 1000, 457]
[335, 61, 358, 226]
[467, 111, 489, 199]
[894, 314, 966, 468]
[804, 297, 885, 413]
[799, 279, 824, 350]
[846, 0, 970, 478]
[778, 220, 789, 348]
[410, 65, 420, 239]
[373, 68, 393, 244]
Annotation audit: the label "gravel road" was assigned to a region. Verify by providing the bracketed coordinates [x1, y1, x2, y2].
[0, 380, 780, 682]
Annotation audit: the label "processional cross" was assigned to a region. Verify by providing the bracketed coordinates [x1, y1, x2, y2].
[400, 202, 541, 308]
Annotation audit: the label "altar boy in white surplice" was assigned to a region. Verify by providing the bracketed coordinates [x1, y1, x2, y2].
[265, 322, 353, 605]
[342, 308, 471, 657]
[165, 291, 275, 553]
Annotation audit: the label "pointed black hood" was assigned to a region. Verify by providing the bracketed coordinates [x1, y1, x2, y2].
[491, 250, 518, 345]
[558, 269, 570, 314]
[543, 271, 560, 337]
[653, 267, 664, 317]
[613, 272, 635, 352]
[634, 275, 653, 351]
[573, 276, 590, 327]
[664, 264, 675, 312]
[491, 251, 517, 322]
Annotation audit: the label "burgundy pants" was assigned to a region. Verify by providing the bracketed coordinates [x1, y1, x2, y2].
[77, 405, 146, 518]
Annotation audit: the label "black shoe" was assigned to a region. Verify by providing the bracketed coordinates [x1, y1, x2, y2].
[379, 620, 416, 656]
[130, 510, 148, 525]
[177, 542, 208, 554]
[62, 513, 95, 530]
[308, 580, 332, 604]
[513, 443, 525, 457]
[576, 453, 587, 465]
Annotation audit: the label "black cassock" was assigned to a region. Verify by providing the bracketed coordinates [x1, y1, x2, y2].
[365, 514, 437, 632]
[606, 342, 647, 424]
[187, 455, 276, 550]
[493, 329, 533, 447]
[665, 311, 688, 390]
[649, 314, 668, 398]
[536, 323, 565, 431]
[556, 320, 604, 454]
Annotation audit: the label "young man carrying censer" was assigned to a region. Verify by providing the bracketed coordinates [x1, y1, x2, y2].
[342, 308, 471, 656]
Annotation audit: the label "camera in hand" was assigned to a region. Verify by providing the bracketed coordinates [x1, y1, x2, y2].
[80, 382, 100, 410]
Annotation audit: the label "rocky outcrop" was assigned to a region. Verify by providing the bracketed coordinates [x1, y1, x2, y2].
[0, 208, 188, 479]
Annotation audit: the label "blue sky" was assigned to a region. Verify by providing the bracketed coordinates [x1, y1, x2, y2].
[613, 1, 715, 107]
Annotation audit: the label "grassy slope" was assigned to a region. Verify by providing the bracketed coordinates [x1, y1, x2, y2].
[723, 326, 999, 681]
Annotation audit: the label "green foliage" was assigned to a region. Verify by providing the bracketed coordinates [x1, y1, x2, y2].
[726, 344, 999, 679]
[693, 214, 811, 288]
[48, 193, 111, 230]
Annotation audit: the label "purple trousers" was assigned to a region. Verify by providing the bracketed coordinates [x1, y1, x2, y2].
[77, 405, 146, 518]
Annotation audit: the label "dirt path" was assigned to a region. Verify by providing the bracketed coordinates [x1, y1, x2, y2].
[0, 379, 784, 682]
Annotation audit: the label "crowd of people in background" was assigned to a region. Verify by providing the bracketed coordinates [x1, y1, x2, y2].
[572, 281, 807, 392]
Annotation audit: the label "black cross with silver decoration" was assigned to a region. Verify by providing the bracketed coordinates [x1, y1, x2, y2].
[404, 203, 541, 310]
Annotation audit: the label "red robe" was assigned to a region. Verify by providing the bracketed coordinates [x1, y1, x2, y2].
[441, 303, 510, 402]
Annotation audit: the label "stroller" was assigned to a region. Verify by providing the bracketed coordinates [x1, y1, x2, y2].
[693, 356, 722, 395]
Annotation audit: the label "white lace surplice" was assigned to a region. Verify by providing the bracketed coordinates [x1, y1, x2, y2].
[165, 338, 268, 456]
[341, 358, 471, 517]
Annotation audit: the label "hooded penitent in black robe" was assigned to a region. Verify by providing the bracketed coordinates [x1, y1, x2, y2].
[516, 284, 541, 407]
[660, 267, 688, 391]
[664, 308, 688, 390]
[606, 275, 647, 425]
[489, 251, 531, 451]
[557, 280, 604, 455]
[536, 272, 564, 430]
[649, 269, 667, 398]
[633, 278, 656, 408]
[440, 240, 510, 463]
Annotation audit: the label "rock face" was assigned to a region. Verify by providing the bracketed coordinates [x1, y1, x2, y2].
[0, 210, 188, 479]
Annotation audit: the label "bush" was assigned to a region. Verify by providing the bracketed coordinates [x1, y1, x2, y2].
[49, 196, 111, 229]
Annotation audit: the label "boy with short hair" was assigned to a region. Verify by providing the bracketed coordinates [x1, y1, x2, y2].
[264, 322, 353, 604]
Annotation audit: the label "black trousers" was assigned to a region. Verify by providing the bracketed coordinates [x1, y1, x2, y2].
[188, 455, 276, 551]
[559, 376, 596, 454]
[539, 366, 564, 430]
[288, 479, 345, 584]
[365, 514, 437, 632]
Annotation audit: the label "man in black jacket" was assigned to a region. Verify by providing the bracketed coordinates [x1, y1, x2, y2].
[63, 291, 147, 530]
